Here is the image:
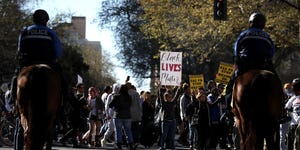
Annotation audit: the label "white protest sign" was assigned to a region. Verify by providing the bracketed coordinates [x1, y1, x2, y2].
[160, 51, 182, 86]
[77, 74, 83, 84]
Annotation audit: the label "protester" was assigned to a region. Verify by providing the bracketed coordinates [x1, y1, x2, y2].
[285, 78, 300, 150]
[109, 84, 134, 150]
[101, 83, 120, 147]
[159, 85, 182, 150]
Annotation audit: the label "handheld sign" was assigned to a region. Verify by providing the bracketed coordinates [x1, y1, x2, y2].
[160, 51, 182, 86]
[216, 62, 234, 84]
[189, 74, 204, 90]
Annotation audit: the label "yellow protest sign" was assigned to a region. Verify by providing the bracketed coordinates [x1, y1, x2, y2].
[189, 74, 204, 90]
[216, 62, 234, 84]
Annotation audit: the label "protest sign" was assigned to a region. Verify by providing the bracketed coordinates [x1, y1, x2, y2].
[160, 51, 182, 86]
[189, 74, 204, 90]
[216, 62, 234, 84]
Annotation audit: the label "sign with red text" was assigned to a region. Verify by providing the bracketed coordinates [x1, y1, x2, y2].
[160, 51, 182, 86]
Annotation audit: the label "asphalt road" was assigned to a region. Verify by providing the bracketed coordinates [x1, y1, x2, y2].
[0, 135, 228, 150]
[0, 138, 202, 150]
[0, 142, 229, 150]
[0, 142, 192, 150]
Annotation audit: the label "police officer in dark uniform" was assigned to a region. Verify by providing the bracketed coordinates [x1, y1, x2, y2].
[18, 9, 62, 68]
[225, 12, 277, 110]
[11, 9, 63, 101]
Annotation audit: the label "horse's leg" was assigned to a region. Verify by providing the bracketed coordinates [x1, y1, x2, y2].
[45, 118, 56, 150]
[45, 128, 53, 150]
[238, 118, 262, 150]
[236, 117, 248, 150]
[23, 122, 31, 150]
[242, 121, 261, 150]
[234, 105, 249, 150]
[254, 135, 263, 150]
[265, 127, 280, 150]
[236, 125, 245, 150]
[23, 119, 45, 150]
[31, 103, 52, 150]
[30, 119, 47, 150]
[45, 97, 61, 150]
[232, 105, 247, 149]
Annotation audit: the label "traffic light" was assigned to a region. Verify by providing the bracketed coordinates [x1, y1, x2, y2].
[214, 0, 227, 20]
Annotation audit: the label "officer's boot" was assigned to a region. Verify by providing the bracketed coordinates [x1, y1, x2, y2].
[10, 76, 17, 101]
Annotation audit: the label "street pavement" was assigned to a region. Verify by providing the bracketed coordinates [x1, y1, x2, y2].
[0, 140, 195, 150]
[0, 142, 192, 150]
[0, 142, 228, 150]
[0, 134, 228, 150]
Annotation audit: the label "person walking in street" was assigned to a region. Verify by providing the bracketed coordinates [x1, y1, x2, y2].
[178, 83, 192, 146]
[127, 82, 142, 148]
[285, 78, 300, 150]
[207, 88, 222, 150]
[140, 91, 157, 148]
[101, 85, 112, 104]
[159, 85, 182, 150]
[59, 83, 88, 148]
[280, 83, 293, 150]
[84, 87, 105, 147]
[101, 83, 120, 147]
[109, 84, 134, 150]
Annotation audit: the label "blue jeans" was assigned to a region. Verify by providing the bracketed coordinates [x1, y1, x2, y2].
[114, 118, 133, 144]
[189, 123, 198, 147]
[14, 117, 24, 150]
[280, 122, 289, 150]
[160, 120, 176, 150]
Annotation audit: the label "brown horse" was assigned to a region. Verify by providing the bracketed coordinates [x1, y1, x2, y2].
[16, 64, 62, 150]
[231, 70, 284, 150]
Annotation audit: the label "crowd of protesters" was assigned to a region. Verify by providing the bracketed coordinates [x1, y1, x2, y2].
[2, 77, 300, 149]
[56, 79, 238, 150]
[1, 78, 299, 150]
[0, 79, 236, 149]
[1, 8, 300, 150]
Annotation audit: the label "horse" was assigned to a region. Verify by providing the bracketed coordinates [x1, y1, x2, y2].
[231, 70, 284, 150]
[16, 64, 62, 150]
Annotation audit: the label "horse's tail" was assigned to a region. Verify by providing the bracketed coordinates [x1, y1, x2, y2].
[233, 70, 283, 150]
[17, 64, 62, 150]
[248, 70, 283, 136]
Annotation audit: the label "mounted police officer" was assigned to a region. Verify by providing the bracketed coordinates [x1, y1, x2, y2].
[11, 9, 63, 102]
[13, 9, 63, 150]
[225, 12, 277, 110]
[18, 9, 62, 69]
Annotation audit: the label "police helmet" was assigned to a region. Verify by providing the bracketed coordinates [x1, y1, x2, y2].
[249, 12, 266, 29]
[292, 78, 300, 91]
[33, 9, 49, 25]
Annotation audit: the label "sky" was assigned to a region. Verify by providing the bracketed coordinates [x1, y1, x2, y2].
[29, 0, 150, 91]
